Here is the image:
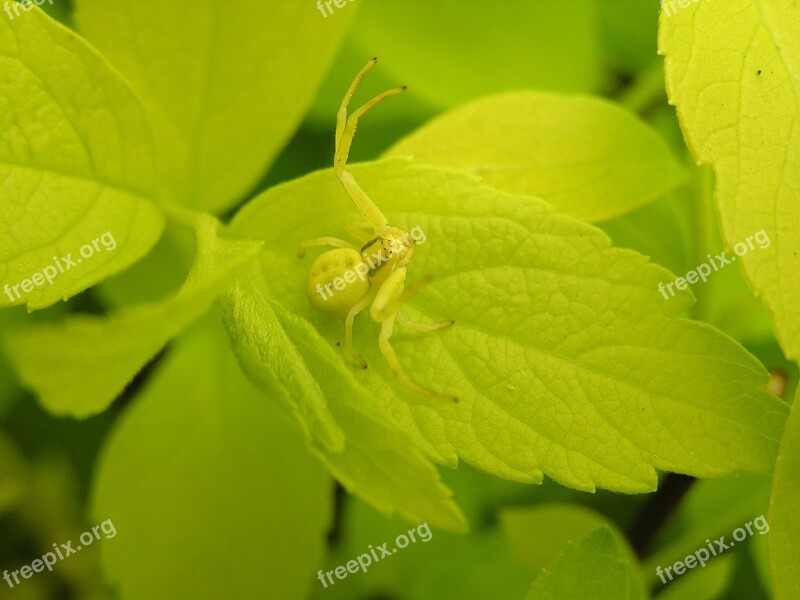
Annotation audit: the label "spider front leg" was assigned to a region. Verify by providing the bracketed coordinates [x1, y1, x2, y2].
[298, 224, 374, 260]
[344, 221, 377, 244]
[371, 269, 457, 403]
[394, 275, 455, 333]
[297, 236, 356, 258]
[335, 58, 406, 235]
[397, 312, 454, 333]
[344, 291, 373, 369]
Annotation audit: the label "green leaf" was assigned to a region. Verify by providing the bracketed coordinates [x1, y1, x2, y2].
[0, 302, 68, 416]
[3, 215, 262, 417]
[598, 0, 659, 74]
[74, 0, 354, 213]
[347, 0, 602, 111]
[229, 158, 787, 493]
[659, 0, 800, 360]
[94, 223, 196, 308]
[598, 189, 696, 283]
[221, 271, 466, 532]
[769, 386, 800, 599]
[500, 504, 646, 600]
[0, 432, 26, 516]
[312, 497, 532, 600]
[525, 527, 633, 600]
[750, 530, 773, 597]
[10, 456, 108, 596]
[398, 530, 531, 600]
[655, 556, 734, 600]
[500, 504, 626, 573]
[220, 268, 344, 454]
[36, 0, 73, 26]
[386, 92, 685, 222]
[0, 309, 25, 416]
[91, 315, 332, 600]
[598, 171, 776, 345]
[643, 473, 771, 585]
[0, 6, 164, 310]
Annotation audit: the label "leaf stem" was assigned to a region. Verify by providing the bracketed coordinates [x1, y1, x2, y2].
[161, 203, 204, 231]
[627, 473, 696, 557]
[690, 164, 717, 321]
[617, 61, 667, 115]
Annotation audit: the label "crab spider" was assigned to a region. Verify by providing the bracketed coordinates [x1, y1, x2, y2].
[298, 58, 456, 403]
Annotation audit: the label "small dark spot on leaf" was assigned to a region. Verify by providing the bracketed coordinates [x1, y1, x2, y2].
[757, 69, 762, 75]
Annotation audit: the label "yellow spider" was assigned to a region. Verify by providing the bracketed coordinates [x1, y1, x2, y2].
[298, 58, 456, 403]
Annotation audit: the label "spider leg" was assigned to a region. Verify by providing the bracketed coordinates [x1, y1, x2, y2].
[344, 292, 373, 369]
[336, 58, 377, 151]
[335, 59, 405, 234]
[397, 311, 454, 332]
[370, 269, 456, 402]
[297, 236, 356, 258]
[389, 274, 455, 332]
[344, 221, 377, 243]
[378, 315, 457, 403]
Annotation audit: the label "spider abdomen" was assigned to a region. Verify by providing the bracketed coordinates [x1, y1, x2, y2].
[307, 248, 371, 318]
